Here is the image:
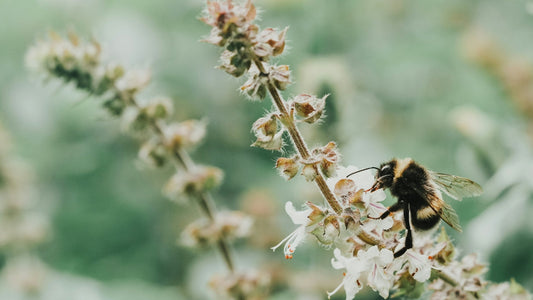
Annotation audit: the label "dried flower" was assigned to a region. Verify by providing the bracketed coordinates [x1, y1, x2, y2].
[253, 27, 288, 59]
[291, 93, 327, 124]
[165, 165, 224, 199]
[182, 211, 253, 247]
[201, 0, 257, 39]
[269, 64, 291, 91]
[251, 113, 284, 150]
[312, 141, 340, 178]
[241, 66, 268, 99]
[275, 156, 300, 180]
[164, 120, 207, 150]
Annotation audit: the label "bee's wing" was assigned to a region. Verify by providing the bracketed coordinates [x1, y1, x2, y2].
[408, 181, 463, 232]
[429, 172, 483, 201]
[425, 192, 463, 232]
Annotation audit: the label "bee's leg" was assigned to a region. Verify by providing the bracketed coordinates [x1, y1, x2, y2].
[371, 200, 404, 220]
[394, 203, 413, 258]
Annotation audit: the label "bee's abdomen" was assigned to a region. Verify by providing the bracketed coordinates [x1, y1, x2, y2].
[411, 203, 440, 230]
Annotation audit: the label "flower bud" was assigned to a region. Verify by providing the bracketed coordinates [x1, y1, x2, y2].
[251, 114, 284, 150]
[163, 120, 207, 151]
[292, 93, 327, 124]
[275, 156, 299, 180]
[164, 165, 224, 200]
[269, 65, 291, 90]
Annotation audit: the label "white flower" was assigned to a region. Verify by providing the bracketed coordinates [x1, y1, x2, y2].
[328, 246, 395, 299]
[359, 246, 395, 298]
[271, 201, 324, 259]
[404, 249, 432, 282]
[361, 217, 393, 237]
[328, 248, 365, 300]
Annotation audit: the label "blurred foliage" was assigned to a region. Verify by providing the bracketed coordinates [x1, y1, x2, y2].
[1, 0, 533, 298]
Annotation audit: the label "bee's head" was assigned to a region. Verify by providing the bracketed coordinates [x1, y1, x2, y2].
[369, 161, 395, 192]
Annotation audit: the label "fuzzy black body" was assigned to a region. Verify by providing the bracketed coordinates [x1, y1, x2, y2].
[387, 159, 441, 231]
[373, 158, 443, 257]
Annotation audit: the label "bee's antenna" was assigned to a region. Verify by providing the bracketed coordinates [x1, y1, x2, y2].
[346, 167, 380, 178]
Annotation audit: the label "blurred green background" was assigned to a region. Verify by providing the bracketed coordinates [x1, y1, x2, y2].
[1, 0, 533, 299]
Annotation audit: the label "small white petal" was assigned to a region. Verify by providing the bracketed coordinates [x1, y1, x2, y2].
[284, 201, 311, 225]
[406, 250, 432, 282]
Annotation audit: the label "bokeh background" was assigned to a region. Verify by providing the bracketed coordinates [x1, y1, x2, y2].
[1, 0, 533, 299]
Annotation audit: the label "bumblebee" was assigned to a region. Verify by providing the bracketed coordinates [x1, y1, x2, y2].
[349, 158, 483, 258]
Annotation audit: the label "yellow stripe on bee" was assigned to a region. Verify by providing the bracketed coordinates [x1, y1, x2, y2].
[417, 206, 437, 219]
[394, 157, 413, 179]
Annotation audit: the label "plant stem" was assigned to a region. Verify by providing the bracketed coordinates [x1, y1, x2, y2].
[432, 269, 459, 287]
[129, 99, 236, 272]
[253, 59, 343, 215]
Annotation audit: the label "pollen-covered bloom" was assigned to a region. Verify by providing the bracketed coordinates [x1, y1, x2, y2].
[271, 201, 326, 259]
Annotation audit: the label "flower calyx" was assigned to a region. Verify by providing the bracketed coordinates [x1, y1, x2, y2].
[251, 113, 284, 150]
